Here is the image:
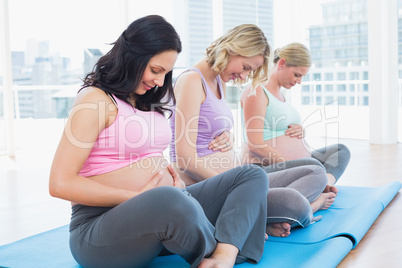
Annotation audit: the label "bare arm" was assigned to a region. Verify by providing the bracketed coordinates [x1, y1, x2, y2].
[174, 72, 220, 181]
[242, 85, 288, 165]
[49, 87, 161, 206]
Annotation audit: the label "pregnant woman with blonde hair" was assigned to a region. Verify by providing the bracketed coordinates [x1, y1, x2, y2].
[241, 42, 351, 192]
[171, 27, 336, 238]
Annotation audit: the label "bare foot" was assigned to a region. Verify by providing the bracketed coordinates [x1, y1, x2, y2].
[323, 184, 338, 195]
[311, 192, 336, 213]
[266, 222, 291, 237]
[198, 257, 234, 268]
[198, 243, 238, 268]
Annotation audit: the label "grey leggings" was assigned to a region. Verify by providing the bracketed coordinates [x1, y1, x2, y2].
[262, 144, 351, 182]
[69, 165, 268, 268]
[257, 143, 350, 228]
[258, 164, 327, 228]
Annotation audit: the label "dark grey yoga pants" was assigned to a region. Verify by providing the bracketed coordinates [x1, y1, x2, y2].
[69, 165, 268, 268]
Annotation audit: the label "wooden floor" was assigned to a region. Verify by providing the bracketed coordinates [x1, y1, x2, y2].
[0, 138, 401, 267]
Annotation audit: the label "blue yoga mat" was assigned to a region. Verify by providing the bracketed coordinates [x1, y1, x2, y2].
[268, 181, 401, 248]
[0, 224, 353, 268]
[0, 225, 79, 268]
[148, 237, 353, 268]
[0, 181, 400, 268]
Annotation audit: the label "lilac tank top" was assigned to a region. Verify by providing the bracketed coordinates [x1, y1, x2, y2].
[169, 68, 234, 161]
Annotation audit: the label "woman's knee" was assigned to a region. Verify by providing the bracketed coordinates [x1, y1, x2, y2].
[303, 157, 323, 166]
[267, 188, 312, 227]
[328, 143, 351, 181]
[281, 188, 311, 215]
[288, 158, 325, 169]
[236, 164, 269, 191]
[284, 189, 312, 227]
[144, 187, 203, 223]
[305, 165, 328, 188]
[338, 144, 351, 161]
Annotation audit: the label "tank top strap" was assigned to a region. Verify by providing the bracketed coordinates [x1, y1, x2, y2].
[191, 67, 224, 100]
[260, 84, 286, 103]
[260, 84, 273, 102]
[216, 75, 224, 99]
[173, 68, 209, 96]
[188, 67, 210, 96]
[107, 93, 118, 107]
[177, 67, 223, 99]
[77, 85, 120, 108]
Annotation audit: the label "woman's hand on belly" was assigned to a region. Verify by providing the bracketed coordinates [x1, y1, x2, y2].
[209, 131, 234, 152]
[130, 166, 184, 197]
[285, 124, 304, 139]
[167, 165, 186, 189]
[140, 171, 165, 193]
[141, 160, 185, 190]
[89, 157, 176, 192]
[139, 165, 185, 194]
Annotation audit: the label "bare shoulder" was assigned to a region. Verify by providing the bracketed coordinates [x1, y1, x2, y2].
[241, 84, 251, 99]
[72, 86, 115, 110]
[70, 86, 117, 126]
[174, 70, 205, 98]
[75, 86, 109, 102]
[242, 84, 268, 107]
[178, 70, 202, 81]
[242, 84, 265, 99]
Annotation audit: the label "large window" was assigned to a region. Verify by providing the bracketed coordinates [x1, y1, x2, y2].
[1, 0, 127, 155]
[281, 0, 399, 142]
[292, 0, 371, 140]
[0, 0, 274, 155]
[1, 0, 400, 156]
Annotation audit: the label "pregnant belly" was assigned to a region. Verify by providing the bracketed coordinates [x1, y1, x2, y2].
[202, 149, 237, 172]
[88, 156, 174, 192]
[266, 135, 311, 161]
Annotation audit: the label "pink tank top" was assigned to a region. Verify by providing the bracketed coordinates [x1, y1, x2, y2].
[79, 94, 172, 177]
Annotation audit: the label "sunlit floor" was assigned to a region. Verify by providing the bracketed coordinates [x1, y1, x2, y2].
[0, 137, 401, 267]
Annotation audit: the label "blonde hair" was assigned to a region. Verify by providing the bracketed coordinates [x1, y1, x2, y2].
[273, 42, 311, 67]
[205, 24, 271, 90]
